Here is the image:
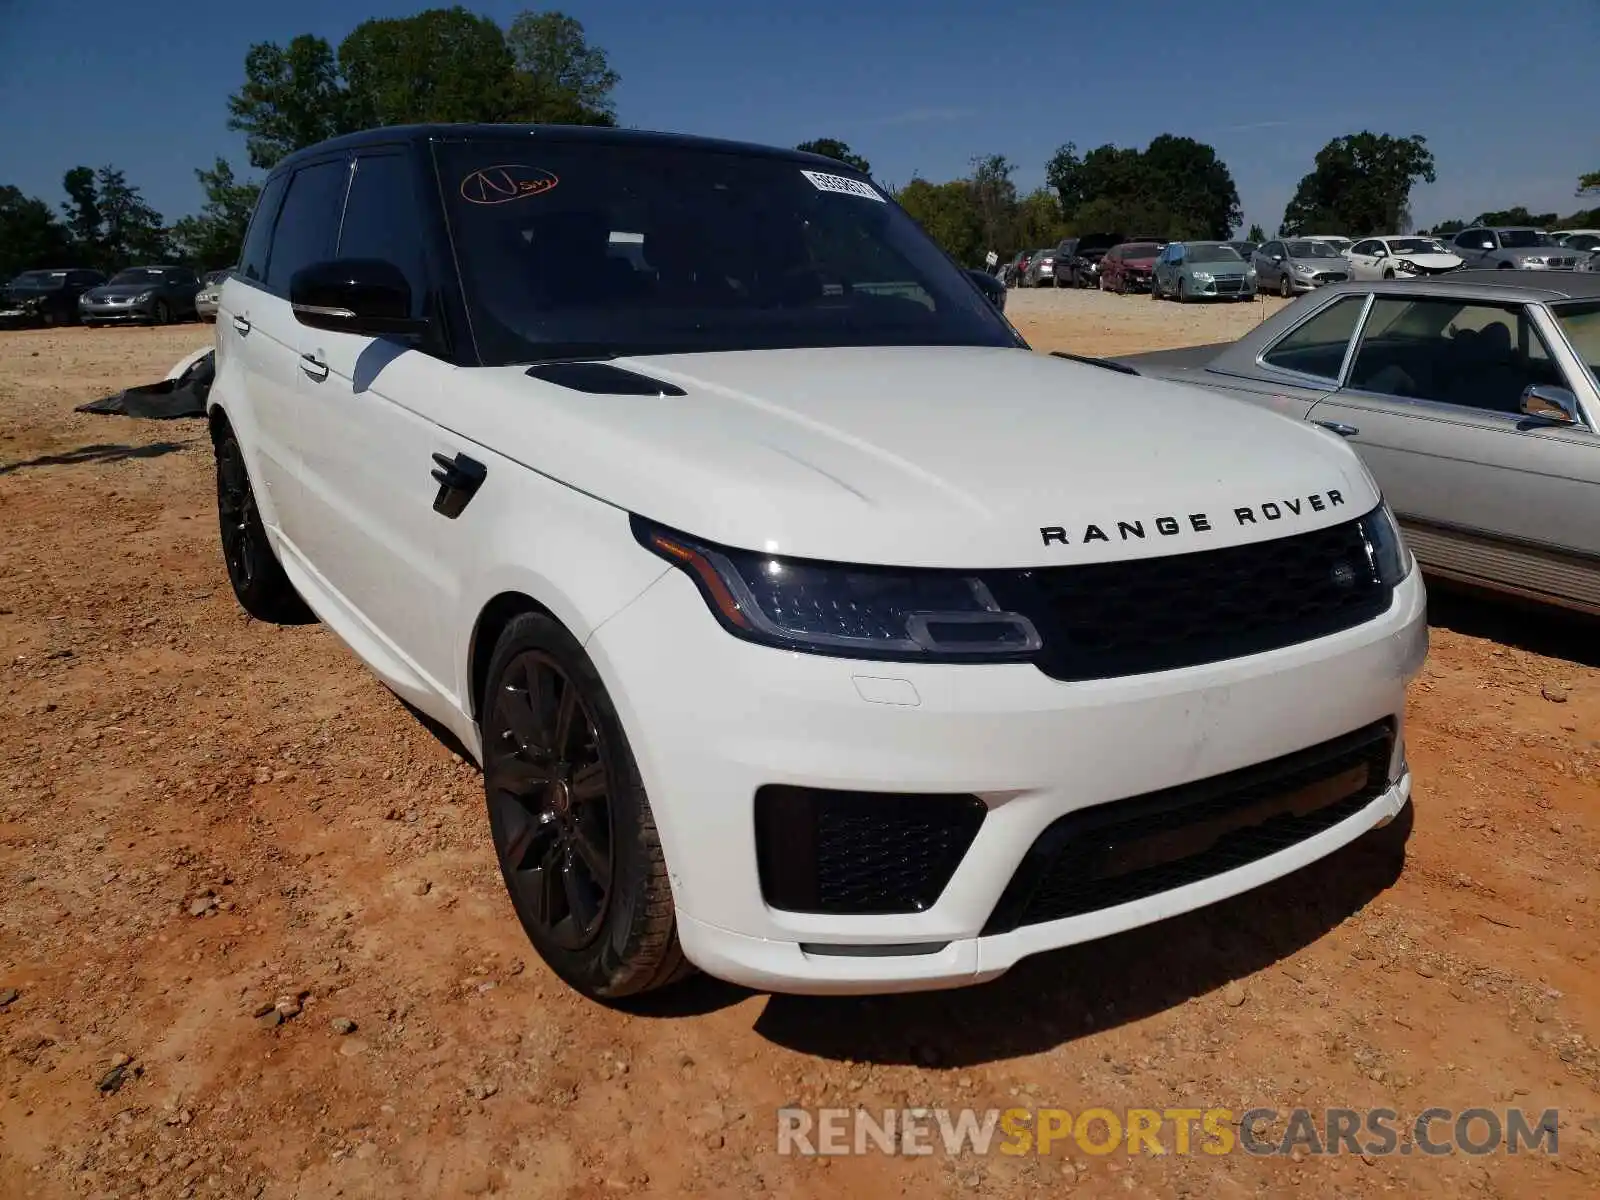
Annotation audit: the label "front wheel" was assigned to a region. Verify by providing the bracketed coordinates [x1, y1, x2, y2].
[1279, 275, 1293, 299]
[152, 299, 171, 325]
[483, 613, 690, 1001]
[1177, 279, 1189, 303]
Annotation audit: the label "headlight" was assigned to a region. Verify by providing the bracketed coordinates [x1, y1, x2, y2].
[1522, 256, 1548, 267]
[79, 294, 94, 305]
[132, 290, 153, 302]
[633, 517, 1042, 660]
[1395, 259, 1417, 273]
[1363, 502, 1412, 585]
[1191, 270, 1213, 282]
[1245, 267, 1257, 280]
[1293, 262, 1315, 274]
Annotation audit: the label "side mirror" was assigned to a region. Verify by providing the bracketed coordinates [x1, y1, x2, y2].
[1272, 253, 1285, 262]
[1372, 248, 1388, 258]
[967, 268, 1006, 312]
[1520, 384, 1581, 424]
[290, 259, 427, 336]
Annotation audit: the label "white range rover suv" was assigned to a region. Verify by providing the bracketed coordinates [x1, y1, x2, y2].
[210, 124, 1427, 1000]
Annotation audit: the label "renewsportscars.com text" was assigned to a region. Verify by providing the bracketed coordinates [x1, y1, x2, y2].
[776, 1106, 1560, 1158]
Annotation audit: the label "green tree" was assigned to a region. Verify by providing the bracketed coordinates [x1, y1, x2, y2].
[1246, 223, 1266, 242]
[1046, 136, 1239, 239]
[1280, 132, 1435, 236]
[967, 154, 1018, 257]
[1472, 206, 1557, 227]
[227, 34, 351, 170]
[1425, 218, 1465, 236]
[1579, 170, 1600, 194]
[796, 139, 871, 175]
[506, 11, 619, 125]
[170, 159, 261, 270]
[1011, 188, 1066, 252]
[893, 178, 983, 265]
[59, 166, 167, 271]
[340, 7, 520, 129]
[0, 185, 75, 278]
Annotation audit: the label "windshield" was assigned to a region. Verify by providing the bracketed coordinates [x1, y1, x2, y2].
[1388, 238, 1447, 255]
[1553, 301, 1600, 385]
[8, 270, 67, 289]
[435, 142, 1017, 364]
[1286, 241, 1341, 259]
[109, 268, 170, 285]
[1498, 229, 1552, 248]
[1120, 243, 1160, 258]
[1187, 243, 1243, 264]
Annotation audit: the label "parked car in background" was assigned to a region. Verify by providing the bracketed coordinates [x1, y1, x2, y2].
[1552, 231, 1600, 263]
[1229, 241, 1259, 262]
[1117, 271, 1600, 615]
[80, 266, 203, 326]
[1098, 241, 1162, 294]
[1022, 247, 1061, 287]
[1253, 239, 1351, 297]
[0, 268, 106, 327]
[194, 268, 233, 321]
[1151, 241, 1256, 301]
[999, 250, 1029, 287]
[1059, 232, 1125, 288]
[1450, 227, 1580, 271]
[1346, 237, 1463, 280]
[1306, 235, 1353, 256]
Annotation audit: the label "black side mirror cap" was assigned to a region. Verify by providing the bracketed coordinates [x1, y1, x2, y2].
[290, 259, 428, 337]
[967, 268, 1006, 312]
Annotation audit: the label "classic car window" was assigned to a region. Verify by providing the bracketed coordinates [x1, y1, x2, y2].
[1347, 297, 1563, 414]
[1260, 295, 1366, 380]
[1552, 302, 1600, 383]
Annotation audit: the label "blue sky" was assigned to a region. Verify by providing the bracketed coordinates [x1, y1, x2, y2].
[2, 0, 1596, 234]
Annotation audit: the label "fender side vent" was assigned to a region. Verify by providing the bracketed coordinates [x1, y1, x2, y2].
[525, 361, 686, 396]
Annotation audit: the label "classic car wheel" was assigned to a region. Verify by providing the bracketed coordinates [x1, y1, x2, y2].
[1279, 275, 1292, 298]
[483, 613, 690, 1001]
[213, 427, 310, 623]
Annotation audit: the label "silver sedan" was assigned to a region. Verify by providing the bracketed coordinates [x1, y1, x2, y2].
[194, 269, 232, 322]
[1117, 271, 1600, 615]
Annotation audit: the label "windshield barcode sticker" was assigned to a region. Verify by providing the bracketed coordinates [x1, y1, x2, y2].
[801, 170, 885, 202]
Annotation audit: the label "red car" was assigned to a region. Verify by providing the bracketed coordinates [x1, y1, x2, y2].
[1098, 241, 1163, 294]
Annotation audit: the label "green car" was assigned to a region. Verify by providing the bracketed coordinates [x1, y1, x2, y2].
[1151, 241, 1257, 302]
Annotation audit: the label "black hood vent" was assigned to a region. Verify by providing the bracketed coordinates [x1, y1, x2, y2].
[525, 361, 686, 396]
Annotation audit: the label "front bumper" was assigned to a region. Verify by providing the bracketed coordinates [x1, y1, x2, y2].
[195, 296, 219, 319]
[586, 564, 1428, 993]
[80, 301, 155, 323]
[1191, 276, 1256, 298]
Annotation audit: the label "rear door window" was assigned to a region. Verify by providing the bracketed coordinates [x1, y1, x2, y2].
[1260, 295, 1367, 381]
[265, 159, 351, 298]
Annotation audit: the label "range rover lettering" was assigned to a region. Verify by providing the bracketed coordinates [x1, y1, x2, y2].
[208, 124, 1426, 1000]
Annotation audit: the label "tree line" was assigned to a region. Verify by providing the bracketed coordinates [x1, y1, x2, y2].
[1, 4, 1597, 281]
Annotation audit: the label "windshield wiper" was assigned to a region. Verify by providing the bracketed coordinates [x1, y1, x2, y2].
[1050, 350, 1139, 376]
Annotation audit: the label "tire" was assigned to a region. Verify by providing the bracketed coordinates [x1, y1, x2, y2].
[482, 612, 690, 1001]
[213, 427, 310, 623]
[1150, 276, 1161, 300]
[1382, 269, 1394, 279]
[1177, 279, 1189, 303]
[1279, 274, 1293, 299]
[1497, 261, 1514, 270]
[152, 299, 171, 326]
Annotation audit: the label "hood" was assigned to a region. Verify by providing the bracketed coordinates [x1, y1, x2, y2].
[87, 284, 154, 299]
[1122, 254, 1158, 268]
[1288, 256, 1345, 269]
[447, 346, 1377, 569]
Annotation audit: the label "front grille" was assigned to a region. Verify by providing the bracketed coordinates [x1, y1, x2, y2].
[990, 513, 1395, 682]
[754, 786, 986, 914]
[1313, 272, 1349, 284]
[1213, 276, 1246, 294]
[983, 721, 1395, 934]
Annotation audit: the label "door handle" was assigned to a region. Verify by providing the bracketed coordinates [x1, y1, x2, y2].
[232, 314, 251, 335]
[1315, 420, 1360, 437]
[299, 353, 329, 382]
[430, 452, 487, 519]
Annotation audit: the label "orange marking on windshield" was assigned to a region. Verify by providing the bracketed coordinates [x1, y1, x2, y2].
[459, 165, 560, 205]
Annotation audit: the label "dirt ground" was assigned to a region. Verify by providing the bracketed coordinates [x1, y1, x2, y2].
[1, 294, 1597, 1200]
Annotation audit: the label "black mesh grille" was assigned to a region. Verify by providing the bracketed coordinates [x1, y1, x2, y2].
[993, 514, 1394, 682]
[754, 787, 986, 915]
[983, 721, 1394, 934]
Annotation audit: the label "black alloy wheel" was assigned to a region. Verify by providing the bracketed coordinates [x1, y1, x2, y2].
[486, 649, 614, 952]
[481, 613, 689, 1000]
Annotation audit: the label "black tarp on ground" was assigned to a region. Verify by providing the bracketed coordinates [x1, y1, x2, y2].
[76, 350, 214, 420]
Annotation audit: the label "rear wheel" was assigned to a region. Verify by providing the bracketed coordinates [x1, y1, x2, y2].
[483, 613, 690, 1001]
[1279, 274, 1293, 299]
[213, 428, 310, 623]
